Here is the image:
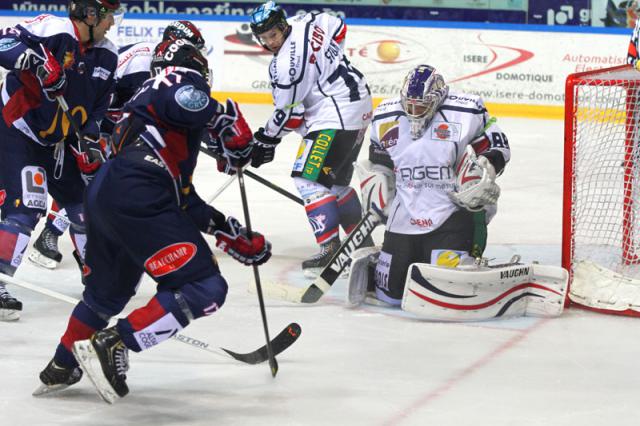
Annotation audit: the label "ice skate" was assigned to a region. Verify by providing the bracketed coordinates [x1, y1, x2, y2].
[28, 227, 62, 269]
[0, 282, 22, 321]
[302, 238, 341, 278]
[72, 326, 130, 404]
[33, 359, 83, 397]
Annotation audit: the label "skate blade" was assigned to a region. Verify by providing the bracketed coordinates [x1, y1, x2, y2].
[32, 382, 72, 397]
[0, 309, 20, 321]
[72, 340, 119, 404]
[28, 251, 59, 269]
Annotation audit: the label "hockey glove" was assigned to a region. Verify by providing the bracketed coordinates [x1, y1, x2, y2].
[215, 157, 236, 176]
[70, 136, 106, 184]
[449, 145, 500, 212]
[207, 99, 254, 170]
[250, 128, 281, 168]
[15, 46, 66, 101]
[214, 216, 272, 266]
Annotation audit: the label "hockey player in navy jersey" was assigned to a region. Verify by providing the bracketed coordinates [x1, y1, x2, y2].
[35, 38, 270, 403]
[28, 20, 207, 270]
[354, 64, 510, 306]
[0, 0, 121, 320]
[249, 1, 372, 275]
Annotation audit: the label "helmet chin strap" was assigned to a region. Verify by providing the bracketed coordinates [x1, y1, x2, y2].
[83, 14, 102, 44]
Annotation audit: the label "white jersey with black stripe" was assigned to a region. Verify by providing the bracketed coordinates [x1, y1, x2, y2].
[263, 12, 372, 139]
[370, 91, 510, 235]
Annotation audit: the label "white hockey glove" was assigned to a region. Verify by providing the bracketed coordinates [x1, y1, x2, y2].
[355, 159, 396, 223]
[449, 145, 500, 212]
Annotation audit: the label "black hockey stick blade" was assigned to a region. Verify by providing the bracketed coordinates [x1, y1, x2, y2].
[220, 322, 302, 365]
[301, 284, 325, 304]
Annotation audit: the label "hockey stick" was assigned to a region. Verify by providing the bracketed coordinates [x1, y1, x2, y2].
[244, 169, 303, 206]
[236, 168, 279, 376]
[206, 174, 237, 204]
[199, 146, 303, 206]
[251, 209, 381, 303]
[55, 95, 90, 154]
[1, 271, 301, 364]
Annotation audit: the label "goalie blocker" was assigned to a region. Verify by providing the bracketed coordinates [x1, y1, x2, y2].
[347, 250, 568, 320]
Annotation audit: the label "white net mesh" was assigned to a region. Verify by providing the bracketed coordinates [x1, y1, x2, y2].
[566, 65, 640, 314]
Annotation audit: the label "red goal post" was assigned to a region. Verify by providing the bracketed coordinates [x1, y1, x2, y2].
[563, 64, 640, 317]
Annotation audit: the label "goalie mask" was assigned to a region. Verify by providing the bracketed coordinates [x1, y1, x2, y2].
[250, 1, 291, 52]
[151, 39, 212, 86]
[400, 65, 449, 140]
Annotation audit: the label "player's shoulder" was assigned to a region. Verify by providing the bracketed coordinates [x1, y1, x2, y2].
[270, 40, 303, 84]
[441, 90, 487, 114]
[117, 41, 155, 77]
[373, 97, 404, 122]
[17, 14, 76, 41]
[93, 36, 118, 56]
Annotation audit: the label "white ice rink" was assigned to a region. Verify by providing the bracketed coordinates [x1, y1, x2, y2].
[2, 105, 639, 426]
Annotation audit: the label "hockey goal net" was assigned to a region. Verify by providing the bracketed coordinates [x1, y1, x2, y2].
[563, 64, 640, 317]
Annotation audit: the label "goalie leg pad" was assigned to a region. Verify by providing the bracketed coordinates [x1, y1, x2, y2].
[346, 246, 380, 307]
[354, 159, 395, 222]
[401, 261, 568, 321]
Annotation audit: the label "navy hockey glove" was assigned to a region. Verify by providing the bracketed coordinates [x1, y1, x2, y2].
[15, 46, 66, 101]
[70, 136, 106, 184]
[250, 128, 281, 168]
[214, 217, 272, 266]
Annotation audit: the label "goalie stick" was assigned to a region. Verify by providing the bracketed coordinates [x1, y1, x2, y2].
[252, 209, 381, 303]
[1, 272, 301, 365]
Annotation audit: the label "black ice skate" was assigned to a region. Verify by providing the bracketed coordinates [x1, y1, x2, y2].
[28, 227, 63, 269]
[301, 238, 341, 278]
[0, 282, 22, 321]
[32, 359, 83, 397]
[72, 326, 130, 404]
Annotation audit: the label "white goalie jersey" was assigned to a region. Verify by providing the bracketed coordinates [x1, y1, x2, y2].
[370, 92, 511, 235]
[263, 13, 372, 139]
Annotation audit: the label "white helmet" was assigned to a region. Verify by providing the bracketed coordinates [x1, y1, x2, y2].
[400, 65, 449, 140]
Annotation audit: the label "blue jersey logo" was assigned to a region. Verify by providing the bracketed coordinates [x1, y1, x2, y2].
[175, 85, 210, 112]
[0, 38, 20, 52]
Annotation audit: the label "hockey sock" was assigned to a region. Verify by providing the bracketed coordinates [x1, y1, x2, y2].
[0, 215, 34, 275]
[334, 186, 363, 235]
[45, 200, 69, 236]
[56, 301, 109, 368]
[304, 193, 340, 244]
[117, 275, 228, 352]
[66, 203, 86, 261]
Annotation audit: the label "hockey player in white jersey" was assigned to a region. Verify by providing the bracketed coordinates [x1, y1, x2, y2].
[358, 64, 510, 306]
[249, 1, 373, 274]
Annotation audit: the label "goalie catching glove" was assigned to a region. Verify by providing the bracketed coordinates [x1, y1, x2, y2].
[213, 216, 272, 266]
[449, 145, 500, 212]
[207, 99, 253, 171]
